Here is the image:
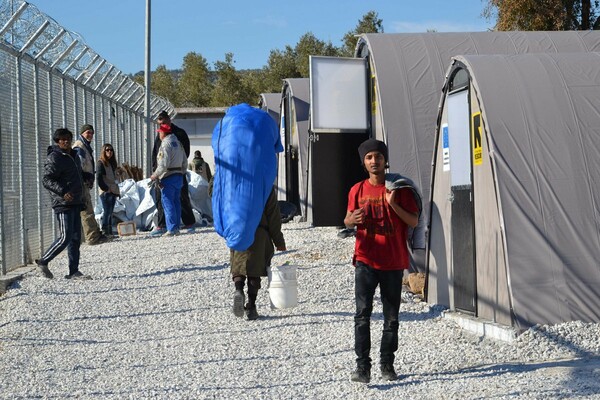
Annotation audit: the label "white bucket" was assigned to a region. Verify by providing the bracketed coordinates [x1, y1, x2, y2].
[268, 264, 298, 309]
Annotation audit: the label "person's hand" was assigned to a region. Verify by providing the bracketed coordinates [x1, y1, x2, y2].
[349, 208, 365, 225]
[385, 189, 397, 205]
[276, 246, 287, 251]
[63, 192, 73, 202]
[150, 175, 157, 181]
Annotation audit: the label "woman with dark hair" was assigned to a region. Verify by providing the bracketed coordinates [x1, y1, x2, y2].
[96, 143, 120, 237]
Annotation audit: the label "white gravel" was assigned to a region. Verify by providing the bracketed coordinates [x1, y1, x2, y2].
[1, 221, 600, 399]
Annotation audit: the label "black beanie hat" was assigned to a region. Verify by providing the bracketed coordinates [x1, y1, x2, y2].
[80, 124, 94, 134]
[358, 138, 388, 163]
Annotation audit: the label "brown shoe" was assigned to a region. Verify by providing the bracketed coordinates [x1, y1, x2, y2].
[88, 234, 110, 245]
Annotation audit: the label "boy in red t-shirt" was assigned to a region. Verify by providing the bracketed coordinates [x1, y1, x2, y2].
[344, 139, 419, 384]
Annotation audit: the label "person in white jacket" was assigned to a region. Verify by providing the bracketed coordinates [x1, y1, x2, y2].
[150, 124, 187, 236]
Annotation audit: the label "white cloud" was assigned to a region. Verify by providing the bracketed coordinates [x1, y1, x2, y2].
[252, 15, 288, 29]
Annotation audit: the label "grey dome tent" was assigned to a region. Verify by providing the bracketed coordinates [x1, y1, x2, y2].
[354, 31, 600, 270]
[279, 78, 310, 218]
[258, 93, 281, 124]
[427, 52, 600, 330]
[259, 92, 284, 198]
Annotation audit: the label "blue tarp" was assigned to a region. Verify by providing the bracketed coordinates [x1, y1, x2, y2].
[211, 103, 283, 251]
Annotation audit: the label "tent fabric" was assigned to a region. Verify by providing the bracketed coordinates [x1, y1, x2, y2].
[211, 103, 283, 251]
[357, 31, 600, 252]
[281, 78, 311, 219]
[258, 93, 282, 124]
[437, 52, 600, 328]
[98, 175, 212, 231]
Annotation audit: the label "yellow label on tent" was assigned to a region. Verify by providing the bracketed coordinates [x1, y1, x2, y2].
[371, 73, 377, 115]
[471, 112, 483, 166]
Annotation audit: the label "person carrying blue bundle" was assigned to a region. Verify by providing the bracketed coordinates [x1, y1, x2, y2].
[344, 138, 420, 384]
[211, 103, 286, 320]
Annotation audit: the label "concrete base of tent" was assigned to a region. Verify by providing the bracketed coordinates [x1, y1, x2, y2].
[443, 311, 518, 343]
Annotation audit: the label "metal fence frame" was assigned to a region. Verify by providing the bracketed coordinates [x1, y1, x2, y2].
[0, 1, 175, 274]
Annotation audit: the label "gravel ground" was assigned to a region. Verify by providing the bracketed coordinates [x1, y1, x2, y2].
[1, 221, 600, 399]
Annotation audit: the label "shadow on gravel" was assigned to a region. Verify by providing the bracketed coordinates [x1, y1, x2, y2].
[402, 357, 600, 397]
[260, 310, 354, 321]
[108, 263, 228, 280]
[7, 307, 198, 326]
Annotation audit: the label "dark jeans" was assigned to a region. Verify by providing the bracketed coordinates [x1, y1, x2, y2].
[40, 207, 82, 275]
[100, 192, 117, 230]
[354, 260, 403, 370]
[156, 173, 195, 228]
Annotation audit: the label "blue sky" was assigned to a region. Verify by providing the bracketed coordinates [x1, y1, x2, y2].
[27, 0, 493, 74]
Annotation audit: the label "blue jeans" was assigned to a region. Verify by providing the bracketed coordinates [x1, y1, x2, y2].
[354, 261, 403, 369]
[160, 174, 183, 232]
[40, 207, 82, 275]
[100, 192, 117, 230]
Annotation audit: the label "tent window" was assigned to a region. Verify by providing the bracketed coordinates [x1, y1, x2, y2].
[449, 68, 469, 93]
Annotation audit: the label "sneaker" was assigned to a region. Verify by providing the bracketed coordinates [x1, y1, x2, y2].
[245, 304, 259, 320]
[233, 290, 245, 318]
[163, 230, 180, 237]
[337, 228, 356, 239]
[35, 259, 53, 279]
[149, 227, 166, 237]
[64, 271, 92, 280]
[351, 367, 371, 383]
[183, 224, 196, 234]
[380, 364, 398, 381]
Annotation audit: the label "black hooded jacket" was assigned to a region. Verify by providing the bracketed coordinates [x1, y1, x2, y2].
[43, 145, 85, 212]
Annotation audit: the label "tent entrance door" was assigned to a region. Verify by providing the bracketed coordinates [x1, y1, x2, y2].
[283, 95, 300, 211]
[447, 88, 476, 315]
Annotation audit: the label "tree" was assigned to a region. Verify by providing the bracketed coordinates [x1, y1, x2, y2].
[341, 11, 384, 57]
[177, 52, 213, 107]
[240, 69, 270, 106]
[294, 32, 340, 77]
[151, 65, 178, 105]
[262, 45, 301, 93]
[211, 53, 254, 106]
[484, 0, 600, 30]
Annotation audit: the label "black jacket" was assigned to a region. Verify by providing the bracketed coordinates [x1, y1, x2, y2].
[43, 145, 84, 212]
[152, 123, 190, 170]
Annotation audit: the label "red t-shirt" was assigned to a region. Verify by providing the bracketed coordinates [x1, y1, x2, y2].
[347, 179, 419, 271]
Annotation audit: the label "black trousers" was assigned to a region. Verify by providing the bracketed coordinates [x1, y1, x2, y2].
[156, 174, 195, 228]
[354, 261, 403, 370]
[41, 208, 82, 275]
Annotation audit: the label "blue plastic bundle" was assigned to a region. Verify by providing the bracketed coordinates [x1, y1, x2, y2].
[211, 103, 283, 251]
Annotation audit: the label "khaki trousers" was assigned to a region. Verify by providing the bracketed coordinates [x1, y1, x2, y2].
[80, 188, 102, 243]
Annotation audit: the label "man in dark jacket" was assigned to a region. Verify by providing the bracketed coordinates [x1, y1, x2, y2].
[36, 128, 91, 280]
[150, 110, 196, 235]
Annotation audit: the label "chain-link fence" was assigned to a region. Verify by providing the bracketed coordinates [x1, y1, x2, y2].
[0, 1, 175, 274]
